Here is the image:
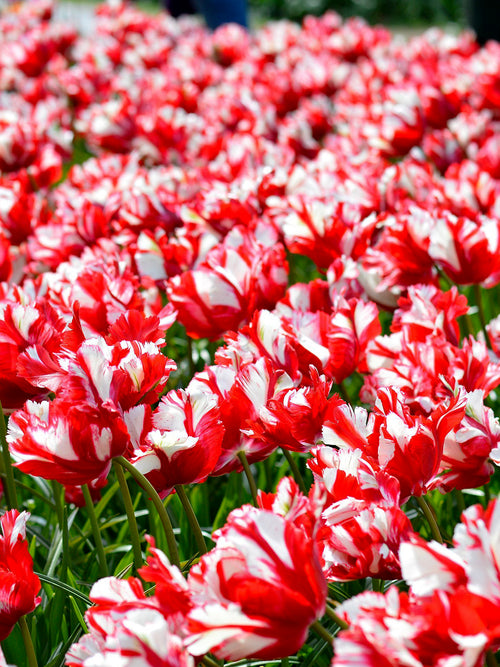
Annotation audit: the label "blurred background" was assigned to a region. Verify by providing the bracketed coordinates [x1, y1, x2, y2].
[56, 0, 466, 29]
[249, 0, 464, 27]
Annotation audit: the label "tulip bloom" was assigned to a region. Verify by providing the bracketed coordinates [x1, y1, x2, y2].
[0, 510, 41, 641]
[185, 505, 327, 660]
[66, 576, 194, 667]
[7, 398, 130, 486]
[130, 386, 224, 496]
[167, 227, 288, 340]
[332, 587, 495, 667]
[428, 212, 500, 286]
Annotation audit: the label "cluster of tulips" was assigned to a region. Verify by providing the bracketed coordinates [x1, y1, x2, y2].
[2, 0, 500, 665]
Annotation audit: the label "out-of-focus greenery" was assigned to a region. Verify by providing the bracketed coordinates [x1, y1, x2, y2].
[72, 0, 466, 27]
[248, 0, 465, 26]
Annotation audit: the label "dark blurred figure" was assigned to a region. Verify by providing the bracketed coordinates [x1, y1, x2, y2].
[167, 0, 197, 16]
[468, 0, 500, 45]
[166, 0, 247, 29]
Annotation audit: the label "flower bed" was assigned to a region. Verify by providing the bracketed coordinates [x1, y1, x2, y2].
[1, 1, 500, 665]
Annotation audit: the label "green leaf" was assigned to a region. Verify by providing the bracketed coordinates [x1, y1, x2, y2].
[37, 573, 90, 606]
[44, 624, 83, 667]
[68, 595, 88, 633]
[212, 472, 242, 532]
[113, 549, 135, 577]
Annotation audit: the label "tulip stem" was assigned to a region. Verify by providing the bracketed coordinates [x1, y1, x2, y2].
[113, 461, 143, 571]
[175, 485, 208, 555]
[0, 401, 18, 509]
[454, 488, 466, 515]
[51, 481, 64, 526]
[201, 657, 221, 667]
[82, 484, 108, 578]
[416, 495, 443, 544]
[310, 620, 334, 644]
[281, 448, 307, 494]
[474, 283, 492, 349]
[186, 335, 195, 378]
[51, 482, 69, 628]
[116, 457, 180, 568]
[338, 381, 351, 404]
[325, 605, 349, 630]
[19, 616, 38, 667]
[461, 311, 474, 338]
[486, 650, 498, 667]
[483, 483, 491, 508]
[237, 451, 258, 506]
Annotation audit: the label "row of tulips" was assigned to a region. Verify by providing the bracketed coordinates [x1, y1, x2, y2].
[2, 0, 500, 666]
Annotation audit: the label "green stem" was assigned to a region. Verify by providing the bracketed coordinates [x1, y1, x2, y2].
[19, 616, 38, 667]
[60, 504, 69, 584]
[281, 448, 307, 494]
[82, 484, 108, 578]
[461, 311, 474, 339]
[325, 605, 349, 630]
[437, 267, 454, 290]
[310, 620, 334, 644]
[0, 401, 17, 509]
[416, 495, 443, 544]
[57, 484, 69, 583]
[338, 381, 350, 404]
[483, 483, 491, 508]
[486, 650, 498, 667]
[144, 495, 157, 540]
[474, 283, 492, 350]
[186, 336, 195, 378]
[175, 485, 208, 555]
[201, 657, 221, 667]
[237, 451, 258, 506]
[113, 460, 143, 571]
[116, 457, 180, 568]
[454, 488, 466, 515]
[12, 479, 55, 509]
[52, 498, 69, 633]
[263, 456, 273, 491]
[51, 481, 64, 526]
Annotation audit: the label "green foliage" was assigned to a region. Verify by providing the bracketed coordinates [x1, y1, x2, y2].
[249, 0, 465, 25]
[287, 252, 322, 286]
